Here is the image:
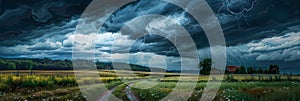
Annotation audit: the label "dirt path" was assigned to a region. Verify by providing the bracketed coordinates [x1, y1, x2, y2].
[98, 86, 118, 101]
[97, 82, 139, 101]
[97, 80, 143, 101]
[125, 83, 140, 101]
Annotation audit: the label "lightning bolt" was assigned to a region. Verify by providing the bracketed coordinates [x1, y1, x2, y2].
[218, 0, 258, 26]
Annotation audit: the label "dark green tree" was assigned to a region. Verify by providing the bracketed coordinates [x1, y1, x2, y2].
[247, 67, 256, 74]
[263, 69, 269, 74]
[269, 65, 280, 74]
[24, 60, 34, 75]
[7, 62, 16, 70]
[15, 61, 22, 76]
[236, 66, 246, 74]
[199, 58, 212, 75]
[0, 59, 7, 69]
[257, 68, 263, 74]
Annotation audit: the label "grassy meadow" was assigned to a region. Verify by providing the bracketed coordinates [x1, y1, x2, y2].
[0, 70, 300, 101]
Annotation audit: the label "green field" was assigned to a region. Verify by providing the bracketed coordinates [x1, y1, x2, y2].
[0, 70, 299, 101]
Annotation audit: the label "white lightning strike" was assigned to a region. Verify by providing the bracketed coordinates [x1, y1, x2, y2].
[218, 0, 258, 26]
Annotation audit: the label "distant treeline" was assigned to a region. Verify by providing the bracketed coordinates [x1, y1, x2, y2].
[0, 58, 72, 70]
[225, 65, 280, 74]
[0, 58, 153, 72]
[199, 58, 280, 75]
[0, 58, 281, 74]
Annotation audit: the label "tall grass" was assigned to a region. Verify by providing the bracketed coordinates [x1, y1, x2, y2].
[131, 80, 300, 101]
[225, 74, 300, 82]
[112, 83, 129, 101]
[0, 74, 77, 92]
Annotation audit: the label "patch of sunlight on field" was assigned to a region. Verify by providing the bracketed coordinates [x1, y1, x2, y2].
[132, 80, 160, 89]
[160, 75, 220, 82]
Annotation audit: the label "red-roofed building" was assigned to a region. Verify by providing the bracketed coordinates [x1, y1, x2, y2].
[226, 66, 240, 73]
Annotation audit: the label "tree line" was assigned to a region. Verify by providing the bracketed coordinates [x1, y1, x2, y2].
[0, 58, 72, 70]
[199, 58, 280, 75]
[239, 65, 280, 74]
[0, 58, 152, 72]
[0, 58, 281, 75]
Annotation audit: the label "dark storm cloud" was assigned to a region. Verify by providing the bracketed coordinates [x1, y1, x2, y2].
[101, 0, 300, 67]
[1, 0, 300, 68]
[2, 0, 300, 49]
[0, 0, 91, 46]
[28, 46, 58, 51]
[216, 0, 300, 45]
[31, 0, 65, 23]
[0, 19, 77, 47]
[97, 0, 209, 57]
[128, 35, 179, 56]
[97, 0, 300, 57]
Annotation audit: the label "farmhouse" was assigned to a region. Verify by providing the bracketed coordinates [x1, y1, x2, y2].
[226, 66, 240, 73]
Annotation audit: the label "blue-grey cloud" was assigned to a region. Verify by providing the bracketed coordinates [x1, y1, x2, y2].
[0, 0, 91, 46]
[1, 0, 300, 69]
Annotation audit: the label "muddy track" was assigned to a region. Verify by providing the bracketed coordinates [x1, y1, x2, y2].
[97, 82, 140, 101]
[98, 86, 118, 101]
[125, 83, 140, 101]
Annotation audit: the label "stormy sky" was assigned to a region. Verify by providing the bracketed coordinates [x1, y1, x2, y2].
[1, 0, 300, 71]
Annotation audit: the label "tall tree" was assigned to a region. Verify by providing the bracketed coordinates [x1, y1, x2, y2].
[236, 66, 246, 74]
[15, 61, 22, 76]
[7, 62, 16, 70]
[199, 58, 212, 75]
[247, 67, 256, 74]
[24, 60, 34, 75]
[0, 59, 7, 69]
[269, 65, 280, 74]
[257, 68, 263, 74]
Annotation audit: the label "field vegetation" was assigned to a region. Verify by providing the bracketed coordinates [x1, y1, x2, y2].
[131, 79, 300, 101]
[0, 58, 299, 101]
[0, 70, 300, 101]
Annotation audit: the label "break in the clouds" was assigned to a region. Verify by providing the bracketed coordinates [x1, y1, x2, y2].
[248, 30, 300, 62]
[1, 0, 300, 69]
